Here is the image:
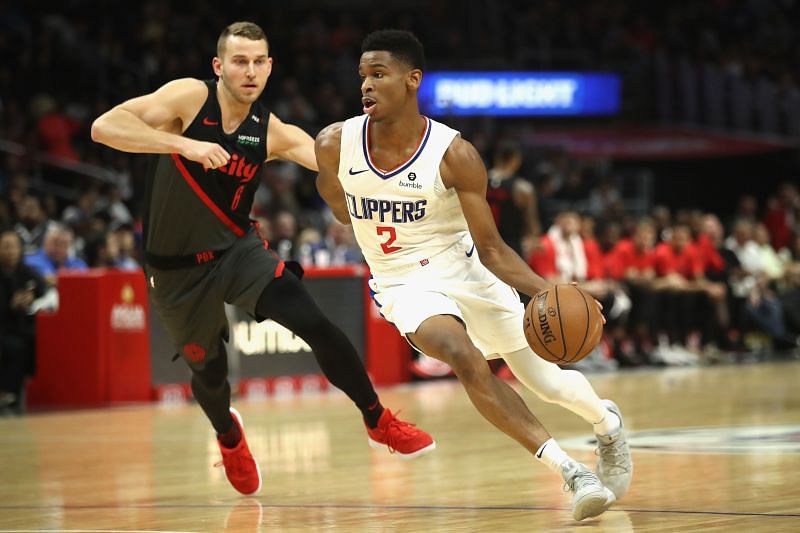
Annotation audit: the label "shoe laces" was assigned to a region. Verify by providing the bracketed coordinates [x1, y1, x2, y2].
[214, 445, 248, 474]
[595, 438, 631, 474]
[381, 410, 419, 453]
[563, 466, 599, 494]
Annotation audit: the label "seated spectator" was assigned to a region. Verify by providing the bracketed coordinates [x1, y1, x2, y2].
[0, 229, 48, 414]
[606, 219, 659, 363]
[62, 187, 101, 250]
[101, 184, 133, 228]
[30, 94, 80, 162]
[763, 183, 798, 251]
[726, 219, 765, 275]
[695, 215, 727, 277]
[25, 224, 87, 285]
[271, 211, 298, 261]
[112, 223, 141, 268]
[13, 195, 55, 255]
[694, 214, 736, 351]
[529, 211, 587, 282]
[314, 220, 364, 267]
[754, 223, 787, 282]
[579, 215, 608, 281]
[653, 224, 726, 362]
[83, 231, 140, 271]
[727, 219, 798, 350]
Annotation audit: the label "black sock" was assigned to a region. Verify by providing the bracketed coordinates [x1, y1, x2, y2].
[190, 341, 236, 435]
[217, 416, 241, 448]
[362, 398, 385, 429]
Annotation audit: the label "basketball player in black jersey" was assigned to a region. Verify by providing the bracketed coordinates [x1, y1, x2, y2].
[91, 21, 434, 496]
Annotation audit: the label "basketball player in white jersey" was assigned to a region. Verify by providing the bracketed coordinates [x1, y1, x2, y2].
[315, 30, 633, 521]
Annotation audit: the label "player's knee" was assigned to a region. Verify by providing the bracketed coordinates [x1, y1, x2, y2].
[440, 343, 484, 382]
[191, 354, 227, 390]
[534, 382, 570, 404]
[534, 374, 579, 405]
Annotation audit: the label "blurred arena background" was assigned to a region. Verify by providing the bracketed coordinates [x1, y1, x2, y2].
[1, 1, 800, 531]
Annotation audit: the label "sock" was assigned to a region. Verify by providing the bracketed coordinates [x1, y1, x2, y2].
[362, 398, 385, 429]
[535, 438, 571, 474]
[593, 410, 621, 436]
[217, 416, 241, 448]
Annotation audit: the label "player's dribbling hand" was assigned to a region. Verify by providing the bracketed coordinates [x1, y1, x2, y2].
[183, 140, 230, 170]
[569, 281, 607, 324]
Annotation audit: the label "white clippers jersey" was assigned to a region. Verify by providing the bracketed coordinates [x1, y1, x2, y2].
[338, 115, 469, 278]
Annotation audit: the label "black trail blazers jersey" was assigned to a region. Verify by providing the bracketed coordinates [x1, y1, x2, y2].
[145, 80, 270, 256]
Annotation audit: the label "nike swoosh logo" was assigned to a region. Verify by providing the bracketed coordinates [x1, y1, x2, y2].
[349, 168, 369, 175]
[465, 244, 476, 257]
[202, 117, 219, 126]
[535, 442, 547, 459]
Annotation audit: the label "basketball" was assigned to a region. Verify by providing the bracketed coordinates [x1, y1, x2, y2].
[523, 284, 604, 364]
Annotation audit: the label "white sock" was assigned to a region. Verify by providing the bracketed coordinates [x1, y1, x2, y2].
[593, 410, 621, 436]
[535, 438, 571, 474]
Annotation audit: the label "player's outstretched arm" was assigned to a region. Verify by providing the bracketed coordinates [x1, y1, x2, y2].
[91, 78, 229, 169]
[267, 113, 318, 171]
[314, 122, 351, 225]
[442, 136, 550, 297]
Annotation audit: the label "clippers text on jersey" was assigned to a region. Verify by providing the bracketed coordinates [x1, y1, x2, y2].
[345, 192, 427, 223]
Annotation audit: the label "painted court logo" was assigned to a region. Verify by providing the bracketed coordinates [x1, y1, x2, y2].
[559, 424, 800, 454]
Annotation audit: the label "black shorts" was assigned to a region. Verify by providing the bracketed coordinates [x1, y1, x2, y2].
[146, 231, 283, 371]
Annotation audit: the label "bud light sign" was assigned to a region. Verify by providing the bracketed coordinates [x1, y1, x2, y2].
[419, 72, 620, 116]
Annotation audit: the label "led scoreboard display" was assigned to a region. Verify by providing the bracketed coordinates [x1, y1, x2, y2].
[419, 72, 621, 116]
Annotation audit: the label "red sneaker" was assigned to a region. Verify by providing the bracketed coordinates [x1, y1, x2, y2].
[216, 408, 262, 495]
[366, 409, 436, 459]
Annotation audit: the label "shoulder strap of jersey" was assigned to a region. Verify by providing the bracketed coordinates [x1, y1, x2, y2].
[338, 116, 367, 177]
[421, 118, 459, 163]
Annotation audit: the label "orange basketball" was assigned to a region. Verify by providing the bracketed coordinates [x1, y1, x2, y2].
[523, 284, 603, 364]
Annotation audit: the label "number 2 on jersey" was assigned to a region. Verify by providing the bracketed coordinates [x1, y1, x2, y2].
[377, 226, 402, 254]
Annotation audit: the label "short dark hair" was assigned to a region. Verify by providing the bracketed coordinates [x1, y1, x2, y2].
[217, 21, 268, 57]
[361, 30, 425, 71]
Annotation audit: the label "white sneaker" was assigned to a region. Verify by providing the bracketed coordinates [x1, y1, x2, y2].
[561, 459, 616, 521]
[596, 400, 633, 499]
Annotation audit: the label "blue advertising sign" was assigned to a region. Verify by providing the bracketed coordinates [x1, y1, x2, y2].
[418, 72, 621, 116]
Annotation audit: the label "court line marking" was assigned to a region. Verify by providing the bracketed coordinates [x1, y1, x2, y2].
[0, 503, 798, 519]
[0, 530, 198, 533]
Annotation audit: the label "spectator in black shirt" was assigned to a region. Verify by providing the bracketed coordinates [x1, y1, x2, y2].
[0, 229, 47, 413]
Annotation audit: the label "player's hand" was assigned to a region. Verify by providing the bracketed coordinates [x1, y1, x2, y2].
[11, 289, 34, 310]
[569, 281, 606, 324]
[183, 140, 230, 170]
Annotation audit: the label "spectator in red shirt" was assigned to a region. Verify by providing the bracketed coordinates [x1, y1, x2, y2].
[606, 220, 659, 363]
[654, 224, 704, 280]
[653, 224, 728, 357]
[579, 215, 608, 280]
[31, 94, 81, 162]
[529, 211, 595, 283]
[696, 215, 726, 275]
[606, 220, 657, 282]
[762, 183, 798, 251]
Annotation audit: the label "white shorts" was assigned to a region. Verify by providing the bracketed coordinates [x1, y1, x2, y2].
[368, 237, 529, 358]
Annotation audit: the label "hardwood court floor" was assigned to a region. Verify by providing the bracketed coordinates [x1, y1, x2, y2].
[1, 361, 800, 532]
